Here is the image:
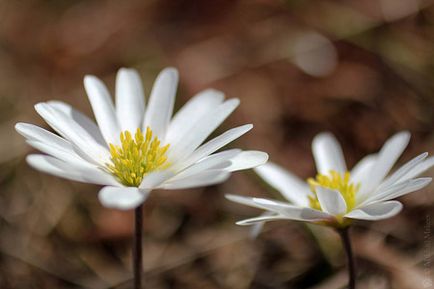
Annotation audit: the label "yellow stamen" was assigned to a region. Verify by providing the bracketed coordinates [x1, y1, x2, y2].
[307, 170, 360, 213]
[107, 127, 170, 186]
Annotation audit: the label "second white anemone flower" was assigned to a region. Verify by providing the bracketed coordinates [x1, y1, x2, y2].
[227, 132, 433, 228]
[16, 67, 268, 210]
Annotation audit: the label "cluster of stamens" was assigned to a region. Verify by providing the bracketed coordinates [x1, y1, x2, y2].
[307, 170, 360, 213]
[107, 127, 170, 187]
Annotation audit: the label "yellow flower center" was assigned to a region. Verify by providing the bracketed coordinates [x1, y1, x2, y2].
[107, 127, 170, 187]
[307, 170, 360, 213]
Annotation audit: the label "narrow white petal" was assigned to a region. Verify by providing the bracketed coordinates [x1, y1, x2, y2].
[139, 171, 175, 190]
[115, 68, 145, 132]
[172, 149, 241, 179]
[249, 212, 275, 238]
[225, 151, 269, 172]
[84, 75, 120, 145]
[359, 131, 410, 197]
[377, 152, 428, 192]
[16, 121, 92, 167]
[312, 132, 347, 174]
[98, 186, 149, 210]
[34, 103, 110, 165]
[26, 140, 90, 167]
[226, 194, 290, 211]
[161, 170, 230, 190]
[174, 124, 253, 171]
[236, 215, 298, 225]
[254, 162, 310, 206]
[26, 154, 86, 183]
[166, 89, 225, 144]
[399, 156, 434, 182]
[46, 102, 115, 165]
[235, 207, 335, 225]
[26, 154, 118, 186]
[47, 101, 106, 146]
[244, 197, 305, 217]
[351, 154, 378, 203]
[362, 177, 431, 205]
[345, 201, 403, 221]
[168, 98, 240, 161]
[386, 179, 432, 200]
[351, 154, 377, 184]
[144, 68, 178, 140]
[16, 122, 73, 150]
[316, 187, 347, 215]
[225, 194, 332, 221]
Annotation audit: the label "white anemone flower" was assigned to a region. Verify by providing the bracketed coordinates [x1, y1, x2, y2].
[16, 67, 268, 210]
[227, 132, 433, 228]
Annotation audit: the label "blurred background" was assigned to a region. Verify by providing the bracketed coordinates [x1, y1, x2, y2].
[1, 0, 434, 288]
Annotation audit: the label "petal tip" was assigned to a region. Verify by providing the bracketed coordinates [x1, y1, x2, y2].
[235, 220, 250, 226]
[161, 67, 179, 79]
[229, 98, 241, 107]
[394, 130, 411, 144]
[244, 123, 253, 130]
[225, 194, 238, 201]
[117, 67, 139, 77]
[14, 122, 25, 132]
[83, 74, 97, 82]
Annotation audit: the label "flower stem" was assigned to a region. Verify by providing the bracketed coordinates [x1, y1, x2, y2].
[337, 227, 356, 289]
[133, 204, 143, 289]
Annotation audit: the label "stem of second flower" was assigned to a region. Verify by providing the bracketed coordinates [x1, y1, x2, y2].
[133, 204, 144, 289]
[337, 227, 356, 289]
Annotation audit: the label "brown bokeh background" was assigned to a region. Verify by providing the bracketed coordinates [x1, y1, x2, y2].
[1, 0, 434, 288]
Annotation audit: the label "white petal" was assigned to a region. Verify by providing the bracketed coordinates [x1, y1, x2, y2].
[249, 212, 275, 238]
[16, 122, 73, 150]
[144, 68, 178, 140]
[351, 154, 378, 203]
[139, 171, 175, 190]
[236, 215, 299, 225]
[45, 102, 114, 165]
[47, 101, 106, 147]
[34, 103, 110, 165]
[166, 89, 225, 144]
[244, 197, 305, 216]
[225, 151, 269, 172]
[385, 177, 431, 200]
[168, 98, 240, 161]
[115, 68, 145, 132]
[84, 75, 120, 145]
[235, 209, 334, 225]
[161, 170, 230, 189]
[362, 177, 431, 205]
[27, 154, 86, 183]
[312, 132, 347, 174]
[351, 154, 377, 184]
[316, 187, 347, 215]
[377, 152, 428, 192]
[225, 194, 332, 221]
[174, 124, 253, 171]
[359, 131, 410, 197]
[254, 162, 310, 206]
[345, 201, 403, 221]
[16, 122, 92, 167]
[26, 154, 118, 186]
[172, 149, 241, 180]
[399, 156, 434, 182]
[98, 186, 149, 210]
[26, 140, 90, 167]
[226, 194, 290, 211]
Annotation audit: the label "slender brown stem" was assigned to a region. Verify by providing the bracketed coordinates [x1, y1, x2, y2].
[338, 227, 356, 289]
[133, 204, 143, 289]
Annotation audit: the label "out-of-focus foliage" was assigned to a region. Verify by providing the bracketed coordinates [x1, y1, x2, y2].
[0, 0, 433, 288]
